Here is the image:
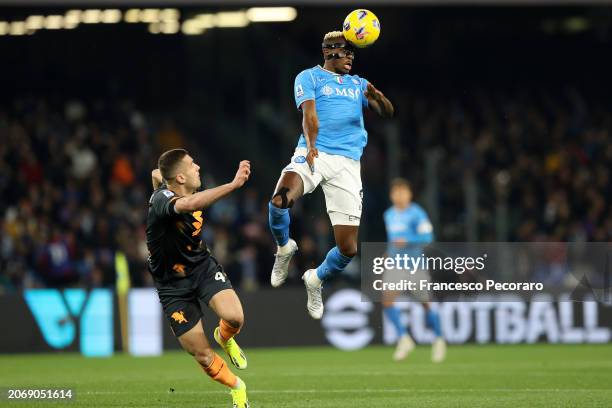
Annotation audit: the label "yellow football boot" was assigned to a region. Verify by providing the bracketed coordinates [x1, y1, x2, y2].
[230, 377, 249, 408]
[214, 327, 248, 370]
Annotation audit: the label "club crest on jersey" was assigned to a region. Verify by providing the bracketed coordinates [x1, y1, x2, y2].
[295, 84, 304, 98]
[294, 156, 306, 164]
[322, 85, 333, 96]
[162, 190, 174, 198]
[336, 77, 343, 84]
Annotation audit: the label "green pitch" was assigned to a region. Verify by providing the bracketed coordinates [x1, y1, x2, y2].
[1, 344, 611, 407]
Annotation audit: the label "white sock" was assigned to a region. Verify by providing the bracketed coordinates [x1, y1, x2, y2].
[307, 270, 322, 287]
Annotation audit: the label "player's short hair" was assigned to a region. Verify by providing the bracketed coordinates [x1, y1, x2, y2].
[323, 31, 345, 45]
[158, 148, 189, 181]
[390, 178, 412, 192]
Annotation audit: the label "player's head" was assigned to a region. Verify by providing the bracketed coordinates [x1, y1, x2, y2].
[322, 31, 354, 74]
[158, 148, 201, 191]
[390, 178, 413, 208]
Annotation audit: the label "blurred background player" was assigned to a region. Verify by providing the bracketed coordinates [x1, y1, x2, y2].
[382, 178, 446, 362]
[147, 149, 251, 407]
[267, 31, 394, 319]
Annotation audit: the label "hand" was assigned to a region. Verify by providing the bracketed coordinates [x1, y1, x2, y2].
[151, 169, 163, 189]
[232, 160, 251, 189]
[306, 147, 319, 174]
[365, 82, 385, 102]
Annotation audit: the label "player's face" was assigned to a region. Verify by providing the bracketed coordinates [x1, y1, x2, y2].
[390, 186, 412, 208]
[177, 155, 201, 191]
[324, 39, 354, 74]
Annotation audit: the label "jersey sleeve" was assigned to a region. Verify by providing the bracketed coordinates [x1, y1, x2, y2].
[360, 78, 369, 108]
[150, 189, 179, 219]
[294, 69, 316, 110]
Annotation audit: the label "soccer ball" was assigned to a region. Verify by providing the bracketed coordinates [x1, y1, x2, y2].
[342, 9, 381, 48]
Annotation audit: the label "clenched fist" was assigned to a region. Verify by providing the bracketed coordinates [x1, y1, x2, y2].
[232, 160, 251, 189]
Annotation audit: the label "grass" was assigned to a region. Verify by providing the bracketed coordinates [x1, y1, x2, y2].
[1, 344, 611, 407]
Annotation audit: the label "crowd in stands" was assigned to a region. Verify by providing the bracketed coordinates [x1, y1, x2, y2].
[1, 88, 610, 293]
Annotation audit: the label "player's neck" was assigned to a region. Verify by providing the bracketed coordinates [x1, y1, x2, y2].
[167, 183, 193, 197]
[394, 202, 411, 210]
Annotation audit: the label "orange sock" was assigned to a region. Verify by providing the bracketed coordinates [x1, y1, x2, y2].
[200, 353, 238, 388]
[219, 319, 241, 342]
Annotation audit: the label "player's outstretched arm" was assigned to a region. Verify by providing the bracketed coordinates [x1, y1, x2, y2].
[174, 160, 251, 213]
[301, 100, 319, 173]
[366, 82, 394, 118]
[152, 169, 163, 189]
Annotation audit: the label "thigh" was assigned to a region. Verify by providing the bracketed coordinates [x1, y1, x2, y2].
[273, 171, 305, 207]
[382, 268, 406, 306]
[208, 288, 244, 323]
[322, 159, 363, 225]
[177, 319, 210, 355]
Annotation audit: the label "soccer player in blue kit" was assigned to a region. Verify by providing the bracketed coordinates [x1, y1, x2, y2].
[268, 31, 394, 319]
[383, 178, 446, 362]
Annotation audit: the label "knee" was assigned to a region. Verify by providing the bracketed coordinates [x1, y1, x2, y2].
[337, 242, 357, 258]
[223, 313, 244, 330]
[271, 186, 295, 209]
[193, 347, 215, 367]
[270, 195, 286, 209]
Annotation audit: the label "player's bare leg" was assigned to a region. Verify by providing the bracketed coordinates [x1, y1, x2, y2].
[303, 224, 358, 319]
[209, 289, 248, 369]
[269, 172, 303, 287]
[422, 302, 446, 362]
[178, 319, 249, 407]
[383, 292, 415, 361]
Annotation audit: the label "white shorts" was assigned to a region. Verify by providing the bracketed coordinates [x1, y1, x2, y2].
[279, 147, 362, 226]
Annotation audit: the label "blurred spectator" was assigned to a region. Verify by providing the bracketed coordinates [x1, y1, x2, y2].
[0, 87, 610, 294]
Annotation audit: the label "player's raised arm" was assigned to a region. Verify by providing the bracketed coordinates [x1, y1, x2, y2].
[365, 82, 394, 118]
[151, 169, 163, 189]
[174, 160, 251, 213]
[301, 99, 319, 173]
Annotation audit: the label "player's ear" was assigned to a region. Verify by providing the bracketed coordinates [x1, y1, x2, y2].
[175, 173, 186, 185]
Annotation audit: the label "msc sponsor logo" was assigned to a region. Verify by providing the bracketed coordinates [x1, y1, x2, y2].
[335, 87, 361, 100]
[321, 86, 362, 100]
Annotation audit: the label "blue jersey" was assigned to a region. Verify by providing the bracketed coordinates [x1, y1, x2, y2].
[294, 65, 369, 161]
[384, 203, 434, 257]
